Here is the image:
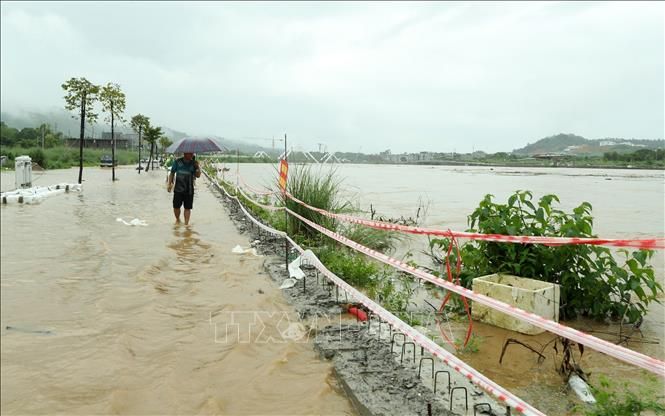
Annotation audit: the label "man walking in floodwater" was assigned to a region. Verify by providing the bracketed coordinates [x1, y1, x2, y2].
[167, 152, 201, 225]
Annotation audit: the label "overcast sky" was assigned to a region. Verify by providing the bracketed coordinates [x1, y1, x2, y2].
[1, 1, 663, 153]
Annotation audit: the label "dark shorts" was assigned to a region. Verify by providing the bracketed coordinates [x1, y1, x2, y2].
[173, 192, 194, 210]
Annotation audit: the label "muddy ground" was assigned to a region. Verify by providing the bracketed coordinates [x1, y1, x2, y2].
[207, 179, 516, 416]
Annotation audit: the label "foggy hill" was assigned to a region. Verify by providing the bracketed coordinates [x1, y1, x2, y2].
[0, 109, 273, 155]
[514, 133, 664, 156]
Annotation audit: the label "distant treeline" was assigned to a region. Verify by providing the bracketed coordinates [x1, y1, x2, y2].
[1, 121, 64, 148]
[603, 149, 664, 162]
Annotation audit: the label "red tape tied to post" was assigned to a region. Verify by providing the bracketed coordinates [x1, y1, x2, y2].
[285, 192, 665, 250]
[284, 206, 665, 377]
[210, 174, 665, 377]
[206, 172, 663, 415]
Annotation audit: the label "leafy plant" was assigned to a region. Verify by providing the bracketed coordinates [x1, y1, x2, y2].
[316, 245, 379, 288]
[98, 82, 126, 181]
[429, 191, 662, 322]
[455, 333, 483, 354]
[582, 375, 665, 416]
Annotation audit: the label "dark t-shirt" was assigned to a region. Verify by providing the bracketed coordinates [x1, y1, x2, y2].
[170, 158, 197, 195]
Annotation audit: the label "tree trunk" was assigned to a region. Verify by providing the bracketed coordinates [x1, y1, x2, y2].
[138, 126, 142, 174]
[77, 93, 86, 184]
[146, 142, 153, 172]
[111, 101, 116, 181]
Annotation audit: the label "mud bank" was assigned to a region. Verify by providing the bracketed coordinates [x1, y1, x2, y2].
[207, 179, 510, 416]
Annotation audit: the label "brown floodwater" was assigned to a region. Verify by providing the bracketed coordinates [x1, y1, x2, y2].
[232, 163, 665, 414]
[1, 167, 354, 415]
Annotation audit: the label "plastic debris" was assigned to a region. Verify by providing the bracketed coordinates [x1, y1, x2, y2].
[279, 278, 297, 289]
[288, 255, 306, 280]
[568, 374, 596, 404]
[116, 218, 148, 226]
[231, 245, 259, 256]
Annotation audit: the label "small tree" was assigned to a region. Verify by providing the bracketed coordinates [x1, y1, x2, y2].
[62, 77, 99, 183]
[429, 191, 662, 323]
[130, 114, 150, 174]
[99, 83, 126, 181]
[159, 135, 173, 154]
[143, 125, 162, 172]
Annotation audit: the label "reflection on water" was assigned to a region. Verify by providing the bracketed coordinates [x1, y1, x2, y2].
[169, 226, 213, 267]
[1, 167, 353, 415]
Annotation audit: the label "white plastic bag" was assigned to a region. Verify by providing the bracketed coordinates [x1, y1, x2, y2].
[279, 278, 297, 289]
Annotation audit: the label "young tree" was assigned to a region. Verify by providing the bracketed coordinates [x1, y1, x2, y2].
[130, 114, 150, 174]
[143, 124, 162, 172]
[159, 135, 173, 154]
[99, 83, 126, 181]
[62, 77, 99, 183]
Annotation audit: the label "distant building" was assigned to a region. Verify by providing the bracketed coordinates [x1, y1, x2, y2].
[418, 151, 434, 161]
[65, 136, 130, 149]
[124, 133, 139, 147]
[101, 132, 123, 140]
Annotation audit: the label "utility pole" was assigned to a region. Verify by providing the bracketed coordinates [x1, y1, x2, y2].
[41, 125, 45, 149]
[111, 100, 116, 182]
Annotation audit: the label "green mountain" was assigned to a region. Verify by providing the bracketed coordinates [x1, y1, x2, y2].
[514, 133, 664, 156]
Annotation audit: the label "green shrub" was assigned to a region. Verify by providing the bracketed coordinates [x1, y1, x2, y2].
[582, 375, 665, 415]
[430, 191, 662, 322]
[28, 148, 46, 167]
[316, 245, 379, 288]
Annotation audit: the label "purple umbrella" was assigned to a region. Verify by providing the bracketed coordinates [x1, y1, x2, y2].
[166, 137, 227, 154]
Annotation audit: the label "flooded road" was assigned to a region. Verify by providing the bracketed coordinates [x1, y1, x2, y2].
[1, 167, 354, 415]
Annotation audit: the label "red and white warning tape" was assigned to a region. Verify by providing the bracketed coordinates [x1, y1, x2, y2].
[286, 192, 665, 250]
[285, 207, 665, 377]
[239, 174, 278, 196]
[204, 172, 545, 415]
[236, 185, 284, 212]
[207, 173, 665, 416]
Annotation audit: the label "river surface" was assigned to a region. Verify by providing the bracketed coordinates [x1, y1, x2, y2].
[0, 167, 354, 415]
[229, 162, 665, 413]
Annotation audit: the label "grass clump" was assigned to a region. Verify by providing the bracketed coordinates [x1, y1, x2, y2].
[338, 223, 402, 254]
[2, 146, 139, 170]
[277, 164, 350, 238]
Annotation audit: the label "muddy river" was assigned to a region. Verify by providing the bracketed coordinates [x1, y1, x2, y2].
[230, 162, 665, 414]
[0, 167, 354, 415]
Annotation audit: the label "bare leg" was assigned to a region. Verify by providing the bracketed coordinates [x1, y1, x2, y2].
[174, 208, 181, 223]
[184, 209, 191, 225]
